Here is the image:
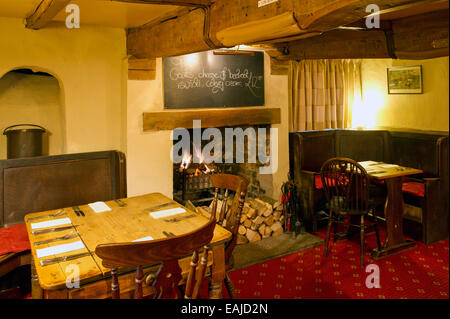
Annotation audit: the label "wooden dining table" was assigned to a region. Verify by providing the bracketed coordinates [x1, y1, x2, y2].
[24, 193, 231, 299]
[359, 161, 423, 259]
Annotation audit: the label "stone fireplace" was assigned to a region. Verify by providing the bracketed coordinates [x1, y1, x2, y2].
[171, 124, 287, 245]
[172, 125, 274, 205]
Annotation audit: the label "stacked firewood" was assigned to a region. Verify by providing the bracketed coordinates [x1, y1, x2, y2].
[194, 197, 285, 245]
[237, 198, 284, 244]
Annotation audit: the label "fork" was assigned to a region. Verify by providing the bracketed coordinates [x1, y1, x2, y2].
[26, 210, 65, 222]
[33, 230, 78, 246]
[163, 231, 176, 238]
[72, 206, 85, 217]
[114, 199, 127, 207]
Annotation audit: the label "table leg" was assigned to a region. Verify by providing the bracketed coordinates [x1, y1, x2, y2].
[209, 244, 226, 299]
[31, 255, 43, 299]
[371, 176, 416, 259]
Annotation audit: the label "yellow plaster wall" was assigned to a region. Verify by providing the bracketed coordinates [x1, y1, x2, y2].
[0, 71, 64, 158]
[0, 17, 128, 158]
[356, 56, 449, 132]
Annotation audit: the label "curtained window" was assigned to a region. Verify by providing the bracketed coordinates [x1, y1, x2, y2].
[289, 59, 362, 132]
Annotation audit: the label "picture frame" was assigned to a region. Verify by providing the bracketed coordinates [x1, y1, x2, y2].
[387, 65, 423, 94]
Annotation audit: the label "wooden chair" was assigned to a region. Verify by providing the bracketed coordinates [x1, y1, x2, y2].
[320, 158, 381, 267]
[208, 173, 248, 298]
[95, 218, 216, 299]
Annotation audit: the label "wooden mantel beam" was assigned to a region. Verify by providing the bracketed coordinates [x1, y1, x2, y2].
[112, 0, 212, 7]
[26, 0, 70, 29]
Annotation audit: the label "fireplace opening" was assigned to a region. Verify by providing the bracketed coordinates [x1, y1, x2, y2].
[172, 125, 285, 244]
[172, 125, 273, 205]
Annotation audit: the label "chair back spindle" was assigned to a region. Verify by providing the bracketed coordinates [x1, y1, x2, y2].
[320, 157, 381, 267]
[95, 218, 216, 299]
[209, 174, 248, 263]
[320, 158, 370, 215]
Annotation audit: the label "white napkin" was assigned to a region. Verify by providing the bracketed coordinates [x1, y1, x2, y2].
[31, 217, 71, 230]
[378, 164, 399, 168]
[359, 161, 379, 167]
[150, 207, 186, 219]
[132, 236, 154, 242]
[36, 240, 85, 259]
[88, 201, 112, 213]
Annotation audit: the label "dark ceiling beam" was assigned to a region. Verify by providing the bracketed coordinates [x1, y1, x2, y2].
[111, 0, 212, 7]
[392, 9, 449, 59]
[277, 8, 449, 60]
[25, 0, 70, 29]
[279, 29, 391, 60]
[370, 0, 448, 20]
[127, 0, 448, 59]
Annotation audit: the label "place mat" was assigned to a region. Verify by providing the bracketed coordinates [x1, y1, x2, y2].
[30, 218, 71, 230]
[150, 207, 186, 219]
[36, 240, 85, 259]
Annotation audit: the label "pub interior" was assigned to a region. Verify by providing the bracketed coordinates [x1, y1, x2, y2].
[0, 0, 448, 301]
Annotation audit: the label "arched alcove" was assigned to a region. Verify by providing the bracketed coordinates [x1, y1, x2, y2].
[0, 67, 66, 159]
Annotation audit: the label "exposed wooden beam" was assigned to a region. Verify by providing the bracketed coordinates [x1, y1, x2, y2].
[293, 0, 423, 30]
[277, 8, 449, 60]
[392, 9, 449, 59]
[25, 0, 70, 30]
[375, 0, 448, 20]
[112, 0, 212, 7]
[281, 29, 391, 60]
[128, 58, 157, 80]
[127, 0, 427, 59]
[128, 8, 211, 59]
[143, 108, 281, 132]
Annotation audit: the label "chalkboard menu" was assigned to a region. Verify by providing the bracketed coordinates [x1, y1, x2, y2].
[163, 51, 265, 109]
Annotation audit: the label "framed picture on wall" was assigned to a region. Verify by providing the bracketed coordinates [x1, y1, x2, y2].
[387, 65, 423, 94]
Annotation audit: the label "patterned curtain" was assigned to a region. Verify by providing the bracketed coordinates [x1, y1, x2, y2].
[289, 59, 362, 132]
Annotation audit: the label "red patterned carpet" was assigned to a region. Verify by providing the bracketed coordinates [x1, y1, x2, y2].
[229, 228, 449, 299]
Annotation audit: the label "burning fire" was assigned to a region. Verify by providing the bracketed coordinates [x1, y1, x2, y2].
[180, 154, 192, 170]
[179, 153, 215, 175]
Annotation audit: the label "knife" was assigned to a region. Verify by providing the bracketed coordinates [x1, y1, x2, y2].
[114, 199, 127, 207]
[31, 225, 76, 236]
[34, 231, 78, 246]
[39, 252, 92, 266]
[26, 210, 65, 222]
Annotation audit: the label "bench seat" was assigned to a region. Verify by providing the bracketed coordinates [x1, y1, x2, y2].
[290, 129, 448, 244]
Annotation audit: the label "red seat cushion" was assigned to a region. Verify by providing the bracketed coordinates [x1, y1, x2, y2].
[402, 181, 425, 197]
[315, 175, 324, 189]
[315, 175, 353, 190]
[0, 223, 30, 256]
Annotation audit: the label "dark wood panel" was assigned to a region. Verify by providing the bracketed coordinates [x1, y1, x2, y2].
[336, 130, 390, 163]
[0, 151, 126, 227]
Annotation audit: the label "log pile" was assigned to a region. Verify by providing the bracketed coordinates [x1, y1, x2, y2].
[195, 197, 285, 245]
